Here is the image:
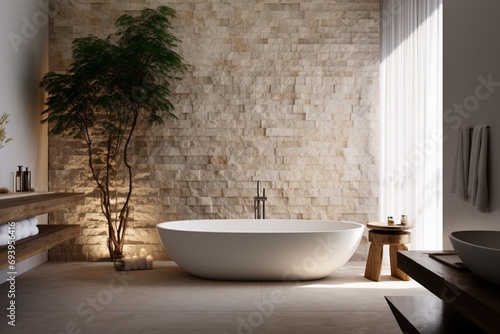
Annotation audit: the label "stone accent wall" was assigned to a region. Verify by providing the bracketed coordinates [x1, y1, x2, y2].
[48, 0, 379, 261]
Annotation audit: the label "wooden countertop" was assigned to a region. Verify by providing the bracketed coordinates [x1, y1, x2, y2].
[0, 192, 85, 224]
[398, 251, 500, 333]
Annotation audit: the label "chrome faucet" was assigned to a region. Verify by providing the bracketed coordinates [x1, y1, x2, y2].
[254, 181, 267, 219]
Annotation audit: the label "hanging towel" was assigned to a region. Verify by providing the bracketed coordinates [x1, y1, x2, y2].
[468, 125, 489, 212]
[451, 127, 470, 201]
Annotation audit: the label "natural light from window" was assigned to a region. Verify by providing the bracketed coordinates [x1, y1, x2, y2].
[379, 0, 443, 251]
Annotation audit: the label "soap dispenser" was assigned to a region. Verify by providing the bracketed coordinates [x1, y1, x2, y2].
[15, 166, 23, 192]
[23, 167, 31, 191]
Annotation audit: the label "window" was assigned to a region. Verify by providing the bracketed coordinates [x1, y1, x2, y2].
[380, 0, 443, 250]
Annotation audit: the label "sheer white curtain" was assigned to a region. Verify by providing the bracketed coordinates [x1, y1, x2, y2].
[380, 0, 443, 250]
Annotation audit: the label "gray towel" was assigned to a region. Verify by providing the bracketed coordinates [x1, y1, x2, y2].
[451, 127, 470, 201]
[468, 125, 489, 212]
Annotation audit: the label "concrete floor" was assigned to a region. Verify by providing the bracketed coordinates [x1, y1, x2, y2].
[0, 261, 430, 333]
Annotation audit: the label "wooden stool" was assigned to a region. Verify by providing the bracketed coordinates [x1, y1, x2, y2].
[364, 227, 411, 281]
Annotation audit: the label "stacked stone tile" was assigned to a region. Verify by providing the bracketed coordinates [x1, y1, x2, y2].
[48, 0, 379, 261]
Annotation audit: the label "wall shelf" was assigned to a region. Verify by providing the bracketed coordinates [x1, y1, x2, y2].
[0, 224, 80, 270]
[0, 192, 85, 224]
[0, 192, 85, 269]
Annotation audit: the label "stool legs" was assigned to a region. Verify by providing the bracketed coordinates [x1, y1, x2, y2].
[389, 244, 409, 281]
[364, 242, 383, 281]
[364, 230, 411, 282]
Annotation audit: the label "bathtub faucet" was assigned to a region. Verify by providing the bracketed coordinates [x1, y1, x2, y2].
[254, 181, 267, 219]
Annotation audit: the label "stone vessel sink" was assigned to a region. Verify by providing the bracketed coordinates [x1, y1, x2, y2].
[450, 230, 500, 285]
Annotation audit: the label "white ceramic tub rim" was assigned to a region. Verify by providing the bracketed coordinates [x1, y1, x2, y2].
[157, 219, 364, 233]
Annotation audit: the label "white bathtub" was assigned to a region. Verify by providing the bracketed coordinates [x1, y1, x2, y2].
[157, 219, 364, 281]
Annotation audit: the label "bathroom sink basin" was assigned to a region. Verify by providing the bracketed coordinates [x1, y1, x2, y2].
[449, 230, 500, 285]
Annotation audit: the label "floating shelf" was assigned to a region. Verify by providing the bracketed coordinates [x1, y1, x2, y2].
[0, 192, 85, 269]
[0, 192, 85, 224]
[0, 224, 80, 270]
[394, 251, 500, 333]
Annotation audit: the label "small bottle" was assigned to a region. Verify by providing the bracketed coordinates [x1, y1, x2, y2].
[23, 167, 31, 191]
[10, 172, 14, 192]
[15, 166, 23, 192]
[401, 215, 408, 226]
[387, 216, 394, 225]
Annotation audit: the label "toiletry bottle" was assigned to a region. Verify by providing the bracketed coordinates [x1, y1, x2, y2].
[15, 166, 23, 192]
[23, 167, 31, 191]
[387, 216, 394, 225]
[10, 172, 14, 192]
[401, 215, 407, 226]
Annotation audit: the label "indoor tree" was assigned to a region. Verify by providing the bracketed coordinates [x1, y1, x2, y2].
[39, 6, 186, 260]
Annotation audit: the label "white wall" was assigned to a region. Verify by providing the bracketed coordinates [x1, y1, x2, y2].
[0, 0, 49, 280]
[0, 0, 48, 191]
[443, 0, 500, 249]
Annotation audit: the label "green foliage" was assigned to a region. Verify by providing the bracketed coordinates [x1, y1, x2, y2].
[0, 113, 12, 150]
[40, 6, 186, 139]
[39, 6, 187, 258]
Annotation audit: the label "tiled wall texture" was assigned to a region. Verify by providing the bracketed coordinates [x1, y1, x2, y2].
[48, 0, 380, 261]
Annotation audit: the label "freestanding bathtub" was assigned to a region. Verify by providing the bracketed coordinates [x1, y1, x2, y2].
[157, 219, 364, 281]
